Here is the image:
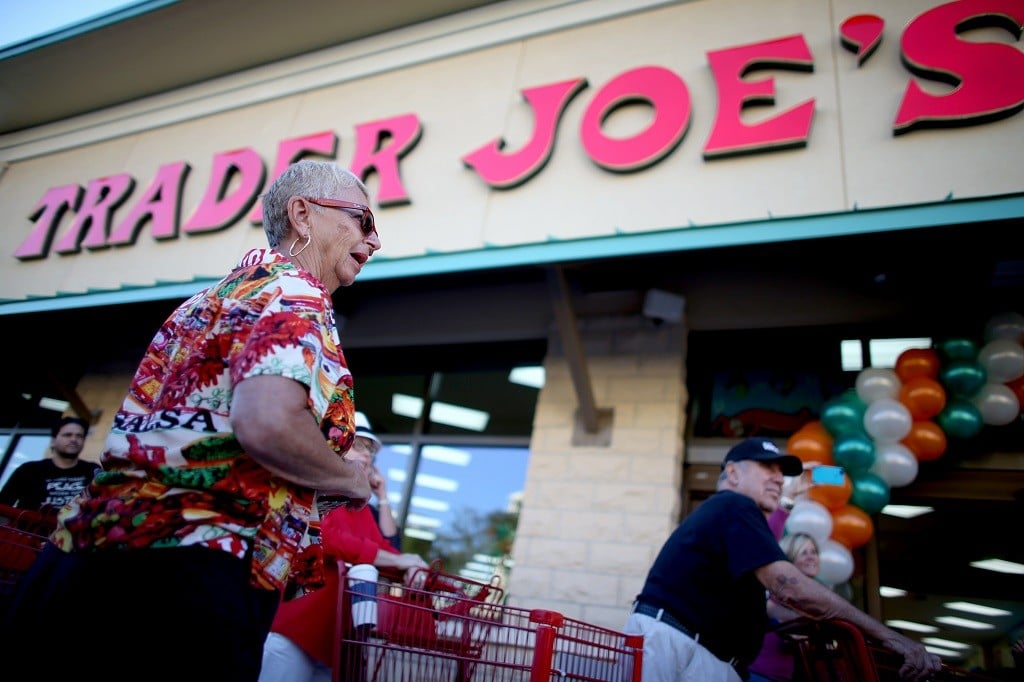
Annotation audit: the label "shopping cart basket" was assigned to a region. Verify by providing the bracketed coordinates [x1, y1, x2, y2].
[777, 617, 1004, 682]
[0, 505, 52, 612]
[333, 561, 643, 682]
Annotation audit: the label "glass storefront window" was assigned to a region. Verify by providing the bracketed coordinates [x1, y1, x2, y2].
[0, 434, 51, 490]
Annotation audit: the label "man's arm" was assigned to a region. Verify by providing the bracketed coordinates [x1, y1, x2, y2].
[755, 560, 942, 682]
[231, 375, 370, 507]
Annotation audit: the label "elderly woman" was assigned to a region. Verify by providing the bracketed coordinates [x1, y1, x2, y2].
[4, 160, 381, 681]
[748, 532, 821, 682]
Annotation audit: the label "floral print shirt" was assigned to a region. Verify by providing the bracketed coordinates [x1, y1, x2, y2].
[53, 248, 356, 591]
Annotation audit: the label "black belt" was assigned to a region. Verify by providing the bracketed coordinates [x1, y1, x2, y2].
[631, 601, 747, 677]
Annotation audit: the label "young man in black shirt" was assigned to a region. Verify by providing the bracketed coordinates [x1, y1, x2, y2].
[0, 416, 99, 512]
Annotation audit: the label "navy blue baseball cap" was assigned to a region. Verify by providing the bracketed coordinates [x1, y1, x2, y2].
[722, 437, 803, 476]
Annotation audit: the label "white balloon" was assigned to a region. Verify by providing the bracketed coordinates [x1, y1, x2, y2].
[971, 382, 1021, 426]
[869, 442, 919, 488]
[785, 500, 833, 544]
[817, 539, 854, 586]
[855, 368, 901, 404]
[977, 339, 1024, 383]
[984, 312, 1024, 344]
[863, 398, 912, 442]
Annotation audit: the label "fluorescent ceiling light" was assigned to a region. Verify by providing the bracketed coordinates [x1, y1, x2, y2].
[392, 394, 424, 419]
[430, 401, 489, 432]
[414, 473, 458, 492]
[881, 504, 934, 519]
[410, 496, 449, 512]
[840, 338, 932, 371]
[935, 616, 995, 630]
[879, 586, 908, 598]
[970, 558, 1024, 575]
[404, 528, 437, 541]
[423, 445, 471, 466]
[38, 397, 70, 412]
[464, 561, 498, 573]
[869, 338, 932, 368]
[885, 620, 938, 633]
[473, 554, 501, 565]
[509, 366, 545, 389]
[406, 513, 443, 529]
[924, 645, 965, 658]
[840, 340, 863, 371]
[944, 601, 1011, 617]
[921, 637, 973, 651]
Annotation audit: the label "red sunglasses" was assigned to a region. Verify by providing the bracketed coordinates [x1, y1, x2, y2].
[304, 197, 376, 236]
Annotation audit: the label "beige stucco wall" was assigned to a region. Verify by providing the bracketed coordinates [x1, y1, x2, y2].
[507, 315, 687, 629]
[1, 0, 1021, 304]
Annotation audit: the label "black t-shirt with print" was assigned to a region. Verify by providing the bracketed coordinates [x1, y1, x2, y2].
[0, 459, 100, 511]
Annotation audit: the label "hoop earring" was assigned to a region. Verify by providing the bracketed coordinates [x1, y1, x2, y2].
[288, 234, 311, 257]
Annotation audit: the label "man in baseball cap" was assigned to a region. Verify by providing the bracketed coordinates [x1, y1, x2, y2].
[626, 434, 940, 682]
[721, 436, 803, 477]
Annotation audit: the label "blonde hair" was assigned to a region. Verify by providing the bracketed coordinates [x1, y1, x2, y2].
[779, 532, 818, 563]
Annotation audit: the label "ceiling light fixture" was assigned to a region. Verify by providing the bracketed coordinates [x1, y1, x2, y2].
[879, 586, 908, 598]
[944, 601, 1012, 617]
[935, 616, 995, 630]
[509, 366, 545, 389]
[969, 558, 1024, 575]
[880, 504, 935, 519]
[921, 637, 973, 651]
[885, 620, 938, 633]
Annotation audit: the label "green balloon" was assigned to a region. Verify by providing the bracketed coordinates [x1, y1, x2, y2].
[849, 471, 890, 515]
[935, 399, 983, 439]
[821, 395, 866, 437]
[832, 432, 876, 473]
[937, 337, 978, 362]
[938, 360, 987, 398]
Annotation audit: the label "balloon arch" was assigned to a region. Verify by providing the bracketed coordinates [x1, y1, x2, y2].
[782, 311, 1024, 587]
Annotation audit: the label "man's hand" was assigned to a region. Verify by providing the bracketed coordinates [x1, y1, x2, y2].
[886, 632, 943, 681]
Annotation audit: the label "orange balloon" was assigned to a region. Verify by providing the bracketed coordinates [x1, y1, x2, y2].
[786, 421, 835, 465]
[898, 376, 947, 420]
[895, 347, 941, 383]
[830, 504, 874, 549]
[901, 420, 947, 462]
[806, 472, 852, 510]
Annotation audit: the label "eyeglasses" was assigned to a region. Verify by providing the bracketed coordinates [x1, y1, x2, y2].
[351, 436, 381, 458]
[304, 197, 376, 236]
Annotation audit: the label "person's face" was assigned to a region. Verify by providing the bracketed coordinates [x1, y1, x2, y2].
[346, 435, 381, 470]
[729, 459, 785, 514]
[304, 192, 381, 290]
[52, 423, 86, 460]
[792, 539, 820, 578]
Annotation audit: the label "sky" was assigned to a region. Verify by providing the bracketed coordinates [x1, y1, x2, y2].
[0, 0, 140, 50]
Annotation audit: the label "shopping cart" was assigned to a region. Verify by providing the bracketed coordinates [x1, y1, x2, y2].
[777, 617, 1005, 682]
[0, 504, 53, 612]
[332, 561, 643, 682]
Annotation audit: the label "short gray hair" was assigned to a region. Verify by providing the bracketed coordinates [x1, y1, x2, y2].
[261, 160, 369, 248]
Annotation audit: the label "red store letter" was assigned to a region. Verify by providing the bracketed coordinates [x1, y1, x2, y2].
[894, 0, 1024, 134]
[108, 162, 191, 245]
[13, 185, 82, 260]
[462, 78, 587, 189]
[249, 131, 338, 224]
[182, 148, 265, 234]
[53, 174, 134, 254]
[349, 114, 422, 206]
[703, 35, 815, 159]
[580, 66, 691, 172]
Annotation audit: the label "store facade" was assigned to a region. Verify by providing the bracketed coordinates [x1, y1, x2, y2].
[1, 0, 1022, 671]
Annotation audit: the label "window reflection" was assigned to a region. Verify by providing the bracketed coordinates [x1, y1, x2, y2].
[376, 443, 528, 576]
